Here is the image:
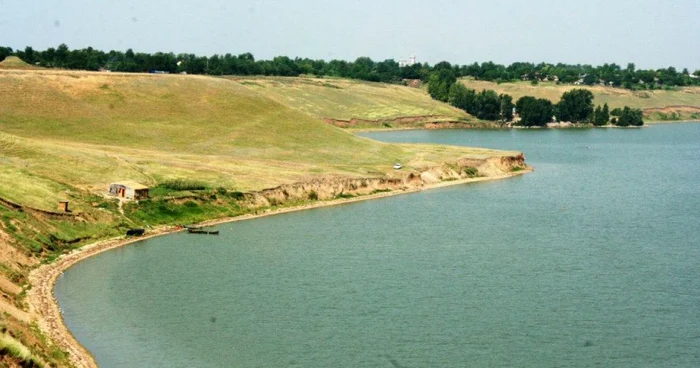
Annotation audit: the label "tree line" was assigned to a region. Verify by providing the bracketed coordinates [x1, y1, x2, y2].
[428, 68, 643, 127]
[1, 44, 699, 90]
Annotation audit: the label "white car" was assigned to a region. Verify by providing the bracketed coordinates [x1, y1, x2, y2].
[393, 163, 402, 170]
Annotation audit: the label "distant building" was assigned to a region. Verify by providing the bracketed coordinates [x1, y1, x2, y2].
[109, 181, 149, 200]
[399, 55, 417, 68]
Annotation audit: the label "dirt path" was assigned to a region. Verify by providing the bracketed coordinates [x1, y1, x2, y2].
[27, 169, 530, 368]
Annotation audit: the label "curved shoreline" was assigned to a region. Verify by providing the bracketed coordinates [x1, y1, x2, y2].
[27, 169, 530, 368]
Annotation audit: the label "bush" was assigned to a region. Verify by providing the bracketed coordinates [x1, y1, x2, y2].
[615, 106, 644, 126]
[308, 190, 318, 200]
[463, 167, 479, 177]
[159, 179, 208, 191]
[516, 96, 553, 126]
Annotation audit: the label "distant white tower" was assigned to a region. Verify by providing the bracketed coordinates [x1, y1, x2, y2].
[399, 55, 417, 67]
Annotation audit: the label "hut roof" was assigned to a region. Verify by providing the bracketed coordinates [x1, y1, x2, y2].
[112, 181, 149, 190]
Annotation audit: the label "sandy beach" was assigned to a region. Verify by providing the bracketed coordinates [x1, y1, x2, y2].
[27, 169, 530, 368]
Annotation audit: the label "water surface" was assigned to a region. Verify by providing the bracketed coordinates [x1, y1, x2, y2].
[56, 124, 700, 367]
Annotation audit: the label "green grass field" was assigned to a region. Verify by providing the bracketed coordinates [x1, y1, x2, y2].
[231, 76, 470, 123]
[460, 78, 700, 121]
[0, 70, 509, 210]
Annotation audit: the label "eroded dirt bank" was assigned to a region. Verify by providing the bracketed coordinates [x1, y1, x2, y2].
[28, 154, 528, 368]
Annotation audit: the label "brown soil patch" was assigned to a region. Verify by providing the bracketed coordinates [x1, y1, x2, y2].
[0, 298, 30, 323]
[324, 115, 458, 128]
[0, 274, 21, 295]
[0, 235, 34, 272]
[643, 105, 700, 114]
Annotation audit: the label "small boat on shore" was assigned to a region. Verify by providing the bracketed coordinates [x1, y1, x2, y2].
[187, 228, 219, 235]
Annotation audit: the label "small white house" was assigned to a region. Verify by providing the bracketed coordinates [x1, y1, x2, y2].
[109, 181, 149, 200]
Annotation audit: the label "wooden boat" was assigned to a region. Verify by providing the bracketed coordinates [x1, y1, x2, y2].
[187, 228, 219, 235]
[126, 228, 145, 236]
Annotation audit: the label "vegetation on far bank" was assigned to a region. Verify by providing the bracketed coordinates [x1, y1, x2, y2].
[427, 65, 645, 127]
[459, 78, 700, 122]
[1, 44, 699, 91]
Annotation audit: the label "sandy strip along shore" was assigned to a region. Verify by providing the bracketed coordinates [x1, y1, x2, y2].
[27, 169, 530, 368]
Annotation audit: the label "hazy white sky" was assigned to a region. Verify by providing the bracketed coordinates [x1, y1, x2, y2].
[1, 0, 698, 69]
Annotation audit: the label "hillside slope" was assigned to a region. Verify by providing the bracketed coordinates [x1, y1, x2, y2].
[231, 76, 472, 128]
[0, 70, 510, 207]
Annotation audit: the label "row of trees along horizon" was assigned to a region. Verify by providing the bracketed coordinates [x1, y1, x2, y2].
[1, 44, 700, 90]
[429, 67, 644, 127]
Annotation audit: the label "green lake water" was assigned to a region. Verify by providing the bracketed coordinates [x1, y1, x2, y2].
[55, 123, 700, 367]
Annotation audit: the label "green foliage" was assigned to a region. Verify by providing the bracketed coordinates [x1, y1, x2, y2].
[428, 67, 457, 102]
[593, 103, 610, 126]
[0, 46, 13, 62]
[126, 197, 242, 225]
[0, 334, 46, 368]
[611, 107, 623, 117]
[308, 190, 318, 200]
[557, 89, 594, 123]
[5, 44, 700, 89]
[583, 74, 597, 85]
[516, 96, 553, 127]
[446, 84, 510, 121]
[474, 89, 501, 120]
[615, 106, 644, 126]
[159, 179, 208, 191]
[370, 188, 392, 194]
[500, 94, 514, 121]
[448, 83, 476, 112]
[463, 167, 479, 177]
[602, 103, 610, 124]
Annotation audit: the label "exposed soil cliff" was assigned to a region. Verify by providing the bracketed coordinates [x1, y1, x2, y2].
[244, 154, 526, 207]
[323, 115, 463, 128]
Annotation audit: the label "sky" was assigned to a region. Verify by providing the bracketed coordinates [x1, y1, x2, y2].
[1, 0, 699, 70]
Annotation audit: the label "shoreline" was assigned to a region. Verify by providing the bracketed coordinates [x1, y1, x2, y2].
[27, 168, 530, 368]
[349, 119, 698, 132]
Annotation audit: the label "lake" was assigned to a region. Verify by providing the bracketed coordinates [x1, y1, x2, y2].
[55, 123, 700, 367]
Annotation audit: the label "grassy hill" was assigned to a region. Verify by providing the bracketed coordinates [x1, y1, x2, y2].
[0, 70, 506, 210]
[0, 56, 40, 70]
[231, 76, 471, 127]
[460, 78, 700, 121]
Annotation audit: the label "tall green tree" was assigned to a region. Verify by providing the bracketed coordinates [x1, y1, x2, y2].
[474, 89, 501, 120]
[516, 96, 553, 127]
[0, 46, 12, 62]
[593, 105, 604, 126]
[500, 94, 514, 121]
[448, 83, 476, 113]
[601, 103, 610, 124]
[428, 68, 456, 102]
[616, 106, 644, 126]
[557, 89, 594, 123]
